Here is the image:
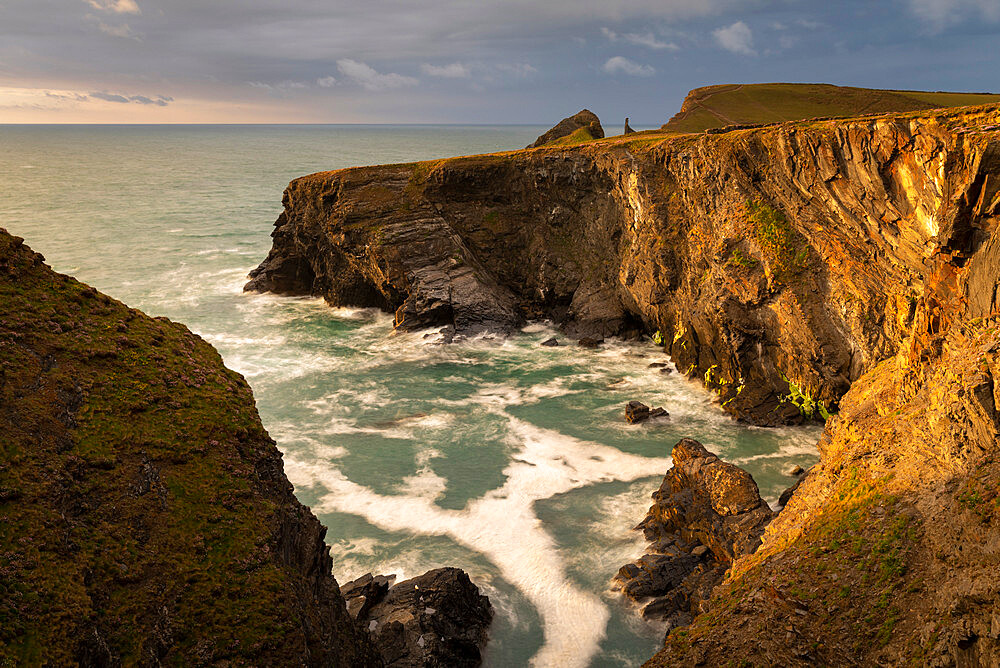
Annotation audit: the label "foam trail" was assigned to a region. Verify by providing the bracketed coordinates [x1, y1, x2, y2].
[285, 414, 671, 668]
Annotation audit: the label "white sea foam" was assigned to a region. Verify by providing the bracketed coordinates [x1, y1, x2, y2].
[285, 414, 672, 668]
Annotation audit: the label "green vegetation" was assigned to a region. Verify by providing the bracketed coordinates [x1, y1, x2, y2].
[727, 248, 759, 269]
[543, 127, 596, 147]
[748, 200, 809, 284]
[781, 373, 832, 420]
[661, 83, 1000, 134]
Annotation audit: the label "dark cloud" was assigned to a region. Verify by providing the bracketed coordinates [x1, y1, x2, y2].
[90, 91, 170, 105]
[1, 0, 998, 122]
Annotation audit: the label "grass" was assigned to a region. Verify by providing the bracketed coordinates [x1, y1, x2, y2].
[747, 199, 809, 284]
[542, 126, 597, 147]
[662, 83, 1000, 133]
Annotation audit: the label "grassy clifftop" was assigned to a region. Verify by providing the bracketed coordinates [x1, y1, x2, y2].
[662, 82, 1000, 133]
[0, 230, 378, 666]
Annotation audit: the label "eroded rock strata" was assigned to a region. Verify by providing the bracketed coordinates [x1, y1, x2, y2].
[0, 230, 492, 667]
[613, 439, 773, 629]
[344, 568, 493, 668]
[246, 102, 1000, 665]
[246, 104, 1000, 426]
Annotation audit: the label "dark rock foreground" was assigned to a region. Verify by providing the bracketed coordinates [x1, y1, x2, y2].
[0, 230, 493, 667]
[613, 439, 773, 628]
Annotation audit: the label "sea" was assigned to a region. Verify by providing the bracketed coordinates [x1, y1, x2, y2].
[0, 124, 822, 667]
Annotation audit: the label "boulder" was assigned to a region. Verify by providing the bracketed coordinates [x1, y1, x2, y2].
[358, 568, 492, 667]
[626, 401, 651, 423]
[527, 109, 605, 148]
[578, 337, 604, 349]
[540, 337, 560, 347]
[649, 407, 670, 420]
[613, 438, 774, 624]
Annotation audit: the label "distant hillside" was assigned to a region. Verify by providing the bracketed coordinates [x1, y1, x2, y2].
[661, 83, 1000, 133]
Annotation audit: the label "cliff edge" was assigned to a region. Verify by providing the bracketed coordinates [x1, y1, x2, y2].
[246, 103, 1000, 426]
[0, 229, 381, 665]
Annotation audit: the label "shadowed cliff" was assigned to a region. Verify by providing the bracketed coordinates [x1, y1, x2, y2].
[0, 229, 381, 666]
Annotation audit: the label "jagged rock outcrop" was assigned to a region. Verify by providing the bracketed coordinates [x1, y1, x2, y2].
[613, 439, 773, 627]
[527, 109, 604, 148]
[646, 112, 1000, 666]
[246, 103, 1000, 425]
[0, 230, 381, 666]
[345, 568, 493, 668]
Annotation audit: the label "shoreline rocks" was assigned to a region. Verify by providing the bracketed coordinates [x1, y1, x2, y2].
[613, 439, 773, 628]
[625, 401, 669, 423]
[343, 568, 493, 667]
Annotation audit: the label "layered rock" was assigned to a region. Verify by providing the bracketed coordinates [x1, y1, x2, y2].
[647, 112, 1000, 666]
[343, 568, 493, 668]
[613, 439, 773, 628]
[246, 103, 1000, 425]
[527, 109, 605, 148]
[0, 230, 381, 666]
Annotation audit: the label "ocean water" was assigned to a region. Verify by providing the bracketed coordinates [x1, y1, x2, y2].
[0, 125, 822, 667]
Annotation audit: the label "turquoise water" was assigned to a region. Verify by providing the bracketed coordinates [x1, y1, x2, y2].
[0, 125, 821, 667]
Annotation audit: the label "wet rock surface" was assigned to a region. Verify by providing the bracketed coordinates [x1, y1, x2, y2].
[344, 568, 493, 668]
[613, 438, 773, 627]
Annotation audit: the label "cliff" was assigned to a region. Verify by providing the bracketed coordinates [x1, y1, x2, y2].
[246, 103, 1000, 426]
[0, 230, 381, 666]
[244, 102, 1000, 664]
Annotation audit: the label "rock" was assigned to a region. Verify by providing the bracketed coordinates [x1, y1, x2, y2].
[786, 465, 805, 477]
[578, 337, 604, 349]
[778, 469, 809, 508]
[649, 407, 670, 420]
[614, 439, 774, 629]
[341, 572, 396, 620]
[541, 337, 560, 347]
[660, 367, 673, 374]
[624, 117, 636, 135]
[527, 109, 605, 148]
[626, 401, 651, 423]
[648, 362, 669, 368]
[358, 567, 492, 667]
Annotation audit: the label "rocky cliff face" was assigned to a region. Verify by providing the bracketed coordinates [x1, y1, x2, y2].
[246, 104, 1000, 425]
[0, 229, 383, 666]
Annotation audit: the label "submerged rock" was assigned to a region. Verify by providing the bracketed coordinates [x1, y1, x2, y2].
[614, 438, 773, 623]
[353, 568, 492, 667]
[540, 337, 560, 347]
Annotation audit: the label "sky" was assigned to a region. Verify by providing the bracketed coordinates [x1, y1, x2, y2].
[1, 0, 999, 124]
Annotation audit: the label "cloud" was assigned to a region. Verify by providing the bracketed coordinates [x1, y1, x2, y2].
[316, 76, 337, 87]
[906, 0, 1000, 29]
[713, 20, 755, 55]
[85, 0, 140, 15]
[496, 63, 538, 77]
[602, 56, 655, 76]
[601, 27, 679, 50]
[421, 62, 471, 78]
[90, 91, 169, 105]
[337, 59, 418, 90]
[98, 22, 140, 40]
